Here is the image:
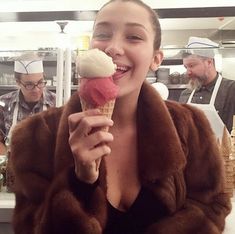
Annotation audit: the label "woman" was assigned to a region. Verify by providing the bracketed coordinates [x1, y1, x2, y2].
[11, 1, 231, 233]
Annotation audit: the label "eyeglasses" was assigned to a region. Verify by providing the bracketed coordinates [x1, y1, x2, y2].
[20, 80, 47, 90]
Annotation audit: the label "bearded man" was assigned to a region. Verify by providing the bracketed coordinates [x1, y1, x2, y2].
[179, 37, 235, 134]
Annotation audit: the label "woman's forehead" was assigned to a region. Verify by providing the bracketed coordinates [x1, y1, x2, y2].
[95, 1, 152, 29]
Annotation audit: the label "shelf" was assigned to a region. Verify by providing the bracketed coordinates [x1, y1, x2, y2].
[0, 84, 187, 93]
[162, 59, 183, 66]
[0, 191, 15, 209]
[0, 85, 56, 90]
[167, 84, 187, 89]
[0, 85, 17, 91]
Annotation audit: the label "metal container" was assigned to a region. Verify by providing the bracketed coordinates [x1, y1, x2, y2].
[156, 68, 170, 85]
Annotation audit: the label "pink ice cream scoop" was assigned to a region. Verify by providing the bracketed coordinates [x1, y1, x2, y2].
[77, 48, 119, 110]
[79, 76, 119, 107]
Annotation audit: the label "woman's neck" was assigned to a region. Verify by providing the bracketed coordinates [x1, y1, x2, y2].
[111, 95, 138, 129]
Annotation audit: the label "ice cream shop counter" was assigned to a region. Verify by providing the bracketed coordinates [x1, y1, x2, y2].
[0, 189, 15, 234]
[224, 198, 235, 234]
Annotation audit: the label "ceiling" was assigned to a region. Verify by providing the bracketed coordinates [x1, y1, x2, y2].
[0, 0, 235, 50]
[1, 0, 235, 11]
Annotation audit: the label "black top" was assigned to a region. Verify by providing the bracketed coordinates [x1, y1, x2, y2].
[104, 187, 168, 234]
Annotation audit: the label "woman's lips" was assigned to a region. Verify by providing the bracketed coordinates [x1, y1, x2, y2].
[113, 65, 130, 81]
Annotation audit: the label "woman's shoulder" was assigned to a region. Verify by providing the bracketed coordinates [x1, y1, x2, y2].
[13, 106, 64, 136]
[165, 100, 202, 117]
[165, 100, 212, 131]
[10, 106, 64, 154]
[164, 101, 217, 156]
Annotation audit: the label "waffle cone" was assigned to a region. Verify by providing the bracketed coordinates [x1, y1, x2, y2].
[219, 126, 231, 156]
[80, 98, 116, 132]
[80, 98, 116, 171]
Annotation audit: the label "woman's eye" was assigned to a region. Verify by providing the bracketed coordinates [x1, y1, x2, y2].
[93, 33, 111, 40]
[127, 35, 143, 41]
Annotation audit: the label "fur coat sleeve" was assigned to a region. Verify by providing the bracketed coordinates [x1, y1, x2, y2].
[10, 102, 107, 234]
[10, 83, 231, 234]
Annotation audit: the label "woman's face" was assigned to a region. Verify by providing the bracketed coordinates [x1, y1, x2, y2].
[91, 1, 162, 98]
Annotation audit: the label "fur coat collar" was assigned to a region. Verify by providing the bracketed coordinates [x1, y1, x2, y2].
[54, 82, 186, 185]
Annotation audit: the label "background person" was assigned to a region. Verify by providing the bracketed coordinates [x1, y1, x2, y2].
[10, 1, 231, 234]
[179, 37, 235, 135]
[0, 52, 56, 152]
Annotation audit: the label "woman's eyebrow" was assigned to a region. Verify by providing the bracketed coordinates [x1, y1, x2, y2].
[94, 21, 148, 32]
[93, 21, 111, 29]
[125, 22, 148, 31]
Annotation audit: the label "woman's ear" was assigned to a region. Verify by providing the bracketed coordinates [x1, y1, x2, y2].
[150, 50, 163, 71]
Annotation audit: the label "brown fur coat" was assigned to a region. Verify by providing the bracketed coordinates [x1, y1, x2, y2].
[10, 82, 231, 234]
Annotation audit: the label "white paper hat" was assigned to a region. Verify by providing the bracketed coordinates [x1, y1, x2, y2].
[185, 36, 219, 58]
[14, 52, 44, 74]
[14, 60, 43, 74]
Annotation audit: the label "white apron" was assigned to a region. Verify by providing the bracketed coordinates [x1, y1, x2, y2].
[5, 102, 47, 148]
[187, 74, 227, 142]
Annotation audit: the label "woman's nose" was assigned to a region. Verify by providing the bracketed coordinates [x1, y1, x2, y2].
[104, 39, 124, 57]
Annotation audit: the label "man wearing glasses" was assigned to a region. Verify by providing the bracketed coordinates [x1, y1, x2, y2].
[0, 53, 56, 153]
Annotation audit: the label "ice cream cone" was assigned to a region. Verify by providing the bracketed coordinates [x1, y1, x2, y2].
[80, 98, 116, 171]
[80, 98, 115, 132]
[77, 49, 119, 173]
[220, 126, 231, 157]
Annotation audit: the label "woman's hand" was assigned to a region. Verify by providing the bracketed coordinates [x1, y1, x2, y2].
[68, 109, 114, 184]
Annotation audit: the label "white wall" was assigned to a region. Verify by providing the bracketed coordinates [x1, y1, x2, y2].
[0, 0, 234, 12]
[222, 58, 235, 80]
